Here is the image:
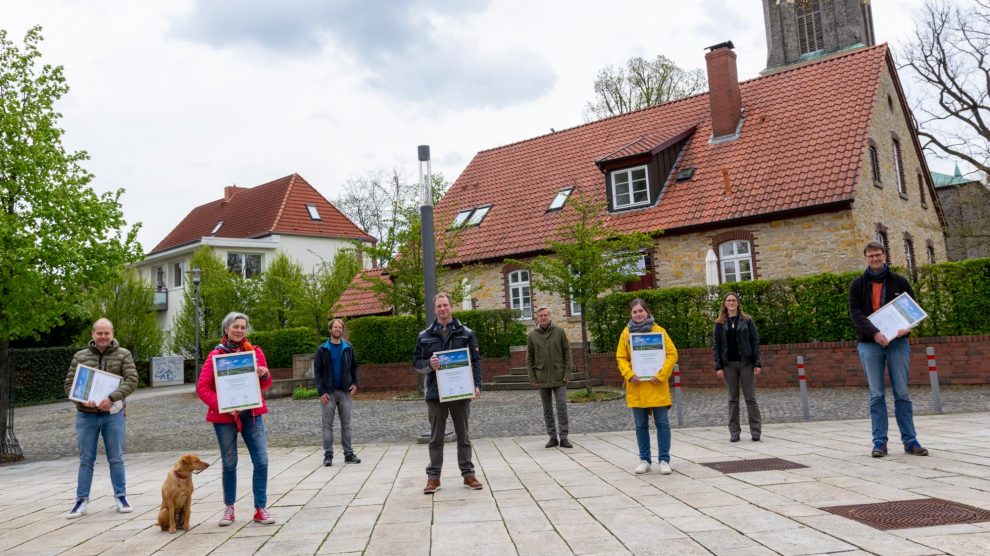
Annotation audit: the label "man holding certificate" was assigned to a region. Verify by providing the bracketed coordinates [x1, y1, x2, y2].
[413, 292, 483, 494]
[849, 242, 929, 458]
[63, 318, 139, 519]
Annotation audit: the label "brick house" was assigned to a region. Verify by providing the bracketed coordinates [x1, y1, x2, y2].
[135, 173, 375, 334]
[433, 39, 946, 339]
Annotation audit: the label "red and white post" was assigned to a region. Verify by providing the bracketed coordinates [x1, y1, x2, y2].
[926, 347, 944, 414]
[797, 355, 810, 420]
[673, 364, 684, 427]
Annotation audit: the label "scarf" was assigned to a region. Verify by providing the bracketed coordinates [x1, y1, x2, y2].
[865, 264, 890, 306]
[627, 317, 655, 334]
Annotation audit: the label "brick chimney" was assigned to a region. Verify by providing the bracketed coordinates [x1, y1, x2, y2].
[224, 185, 239, 202]
[705, 41, 742, 139]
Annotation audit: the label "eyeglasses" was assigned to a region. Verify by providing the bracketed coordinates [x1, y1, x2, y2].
[866, 253, 885, 259]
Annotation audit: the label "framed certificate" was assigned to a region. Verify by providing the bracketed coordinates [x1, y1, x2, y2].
[213, 351, 263, 413]
[630, 332, 666, 380]
[435, 348, 475, 403]
[867, 292, 928, 341]
[69, 364, 122, 404]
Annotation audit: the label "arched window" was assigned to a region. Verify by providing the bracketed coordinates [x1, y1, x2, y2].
[719, 240, 753, 283]
[904, 236, 916, 277]
[507, 269, 532, 319]
[875, 225, 890, 259]
[926, 242, 936, 265]
[868, 142, 881, 184]
[796, 1, 824, 55]
[893, 137, 907, 196]
[917, 172, 927, 207]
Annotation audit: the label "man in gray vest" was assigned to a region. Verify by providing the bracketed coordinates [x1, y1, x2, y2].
[527, 306, 573, 448]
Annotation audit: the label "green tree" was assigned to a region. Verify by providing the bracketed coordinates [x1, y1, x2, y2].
[0, 27, 142, 461]
[585, 54, 707, 121]
[510, 194, 654, 392]
[78, 271, 164, 361]
[169, 247, 256, 358]
[252, 252, 306, 331]
[301, 249, 360, 335]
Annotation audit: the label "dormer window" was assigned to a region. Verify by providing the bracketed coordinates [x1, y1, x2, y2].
[466, 205, 491, 226]
[452, 205, 492, 228]
[611, 165, 650, 209]
[211, 221, 224, 235]
[548, 187, 574, 212]
[306, 204, 322, 220]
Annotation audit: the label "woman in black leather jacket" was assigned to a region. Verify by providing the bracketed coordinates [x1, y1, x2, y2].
[713, 292, 763, 442]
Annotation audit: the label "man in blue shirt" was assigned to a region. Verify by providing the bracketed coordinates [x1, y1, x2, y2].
[314, 318, 361, 466]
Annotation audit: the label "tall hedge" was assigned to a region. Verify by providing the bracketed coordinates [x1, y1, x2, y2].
[206, 327, 318, 369]
[588, 259, 990, 352]
[344, 309, 528, 364]
[10, 346, 78, 405]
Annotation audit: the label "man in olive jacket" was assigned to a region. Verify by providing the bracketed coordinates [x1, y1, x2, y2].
[62, 318, 139, 519]
[527, 306, 574, 448]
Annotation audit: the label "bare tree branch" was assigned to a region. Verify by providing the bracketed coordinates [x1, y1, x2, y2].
[584, 54, 707, 121]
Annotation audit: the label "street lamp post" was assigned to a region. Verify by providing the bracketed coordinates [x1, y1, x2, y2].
[419, 145, 437, 325]
[192, 268, 201, 380]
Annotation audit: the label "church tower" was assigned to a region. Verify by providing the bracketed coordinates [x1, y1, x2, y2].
[763, 0, 876, 69]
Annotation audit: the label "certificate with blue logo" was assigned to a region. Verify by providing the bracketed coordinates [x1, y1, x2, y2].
[868, 292, 928, 341]
[213, 351, 263, 413]
[630, 332, 666, 379]
[435, 348, 475, 402]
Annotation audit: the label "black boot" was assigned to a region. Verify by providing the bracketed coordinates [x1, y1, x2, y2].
[545, 437, 559, 448]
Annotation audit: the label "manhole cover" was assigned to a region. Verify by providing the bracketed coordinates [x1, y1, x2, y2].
[823, 498, 990, 530]
[700, 458, 808, 474]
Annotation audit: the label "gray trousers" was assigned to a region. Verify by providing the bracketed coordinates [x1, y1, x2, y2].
[539, 386, 569, 439]
[322, 390, 353, 457]
[426, 399, 474, 478]
[724, 361, 762, 434]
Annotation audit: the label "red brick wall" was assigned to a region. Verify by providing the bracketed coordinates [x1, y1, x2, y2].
[351, 335, 990, 390]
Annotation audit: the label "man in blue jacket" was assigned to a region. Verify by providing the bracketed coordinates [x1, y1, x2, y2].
[315, 318, 361, 466]
[414, 292, 483, 494]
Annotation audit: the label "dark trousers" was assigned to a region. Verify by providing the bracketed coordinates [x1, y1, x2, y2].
[539, 386, 569, 439]
[724, 361, 762, 434]
[426, 399, 474, 478]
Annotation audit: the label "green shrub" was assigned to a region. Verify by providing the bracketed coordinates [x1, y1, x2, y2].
[345, 315, 420, 364]
[454, 308, 527, 358]
[11, 346, 79, 405]
[588, 259, 990, 351]
[292, 386, 319, 399]
[205, 327, 318, 369]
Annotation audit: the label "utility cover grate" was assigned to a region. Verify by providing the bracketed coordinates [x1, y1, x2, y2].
[700, 458, 808, 474]
[823, 498, 990, 530]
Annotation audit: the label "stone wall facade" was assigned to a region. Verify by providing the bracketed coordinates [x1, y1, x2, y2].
[936, 182, 990, 261]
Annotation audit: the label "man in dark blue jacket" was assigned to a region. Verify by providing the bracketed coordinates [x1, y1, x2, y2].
[315, 318, 360, 466]
[414, 292, 483, 494]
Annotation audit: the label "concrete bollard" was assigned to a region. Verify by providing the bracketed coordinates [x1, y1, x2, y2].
[673, 364, 684, 427]
[797, 355, 810, 420]
[926, 347, 944, 414]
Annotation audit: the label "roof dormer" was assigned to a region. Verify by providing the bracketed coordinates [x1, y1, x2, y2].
[596, 127, 695, 213]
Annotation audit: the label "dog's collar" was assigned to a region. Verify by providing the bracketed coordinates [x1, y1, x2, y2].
[173, 470, 190, 479]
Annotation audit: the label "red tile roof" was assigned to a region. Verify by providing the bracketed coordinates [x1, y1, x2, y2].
[332, 268, 393, 318]
[150, 173, 374, 254]
[438, 45, 890, 264]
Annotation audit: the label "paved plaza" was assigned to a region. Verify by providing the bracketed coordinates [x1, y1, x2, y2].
[2, 406, 990, 555]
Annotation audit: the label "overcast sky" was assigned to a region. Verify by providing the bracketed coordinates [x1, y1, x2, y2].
[2, 0, 939, 252]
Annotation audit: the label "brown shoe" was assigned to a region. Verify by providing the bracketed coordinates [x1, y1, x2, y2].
[463, 475, 483, 490]
[423, 478, 441, 494]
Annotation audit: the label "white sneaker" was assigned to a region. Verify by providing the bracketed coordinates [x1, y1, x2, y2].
[114, 496, 133, 513]
[634, 460, 651, 474]
[659, 461, 672, 475]
[66, 498, 87, 519]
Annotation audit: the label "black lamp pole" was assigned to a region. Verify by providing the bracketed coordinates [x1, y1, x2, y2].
[192, 268, 201, 379]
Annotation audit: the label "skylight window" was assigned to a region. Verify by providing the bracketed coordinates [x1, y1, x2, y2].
[452, 209, 474, 228]
[466, 205, 491, 226]
[211, 221, 224, 235]
[548, 187, 574, 211]
[675, 168, 695, 182]
[306, 204, 321, 220]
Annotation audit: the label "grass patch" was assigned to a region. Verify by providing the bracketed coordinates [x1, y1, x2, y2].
[568, 388, 624, 403]
[291, 386, 319, 400]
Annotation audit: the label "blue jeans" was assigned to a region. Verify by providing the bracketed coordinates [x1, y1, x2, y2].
[214, 412, 269, 508]
[75, 411, 126, 500]
[858, 337, 917, 445]
[632, 406, 671, 463]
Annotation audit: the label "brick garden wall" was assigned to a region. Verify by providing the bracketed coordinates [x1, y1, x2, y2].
[349, 335, 990, 390]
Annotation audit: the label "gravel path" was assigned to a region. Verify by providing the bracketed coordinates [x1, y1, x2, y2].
[9, 383, 989, 461]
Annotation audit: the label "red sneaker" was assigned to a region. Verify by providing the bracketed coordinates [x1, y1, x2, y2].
[253, 507, 275, 524]
[218, 505, 235, 526]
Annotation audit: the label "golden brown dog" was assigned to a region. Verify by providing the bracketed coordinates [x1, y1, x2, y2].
[157, 453, 209, 533]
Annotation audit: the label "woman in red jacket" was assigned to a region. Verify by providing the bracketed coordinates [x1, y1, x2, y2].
[197, 311, 275, 527]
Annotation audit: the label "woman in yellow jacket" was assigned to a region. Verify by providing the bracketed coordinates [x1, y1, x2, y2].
[616, 298, 679, 475]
